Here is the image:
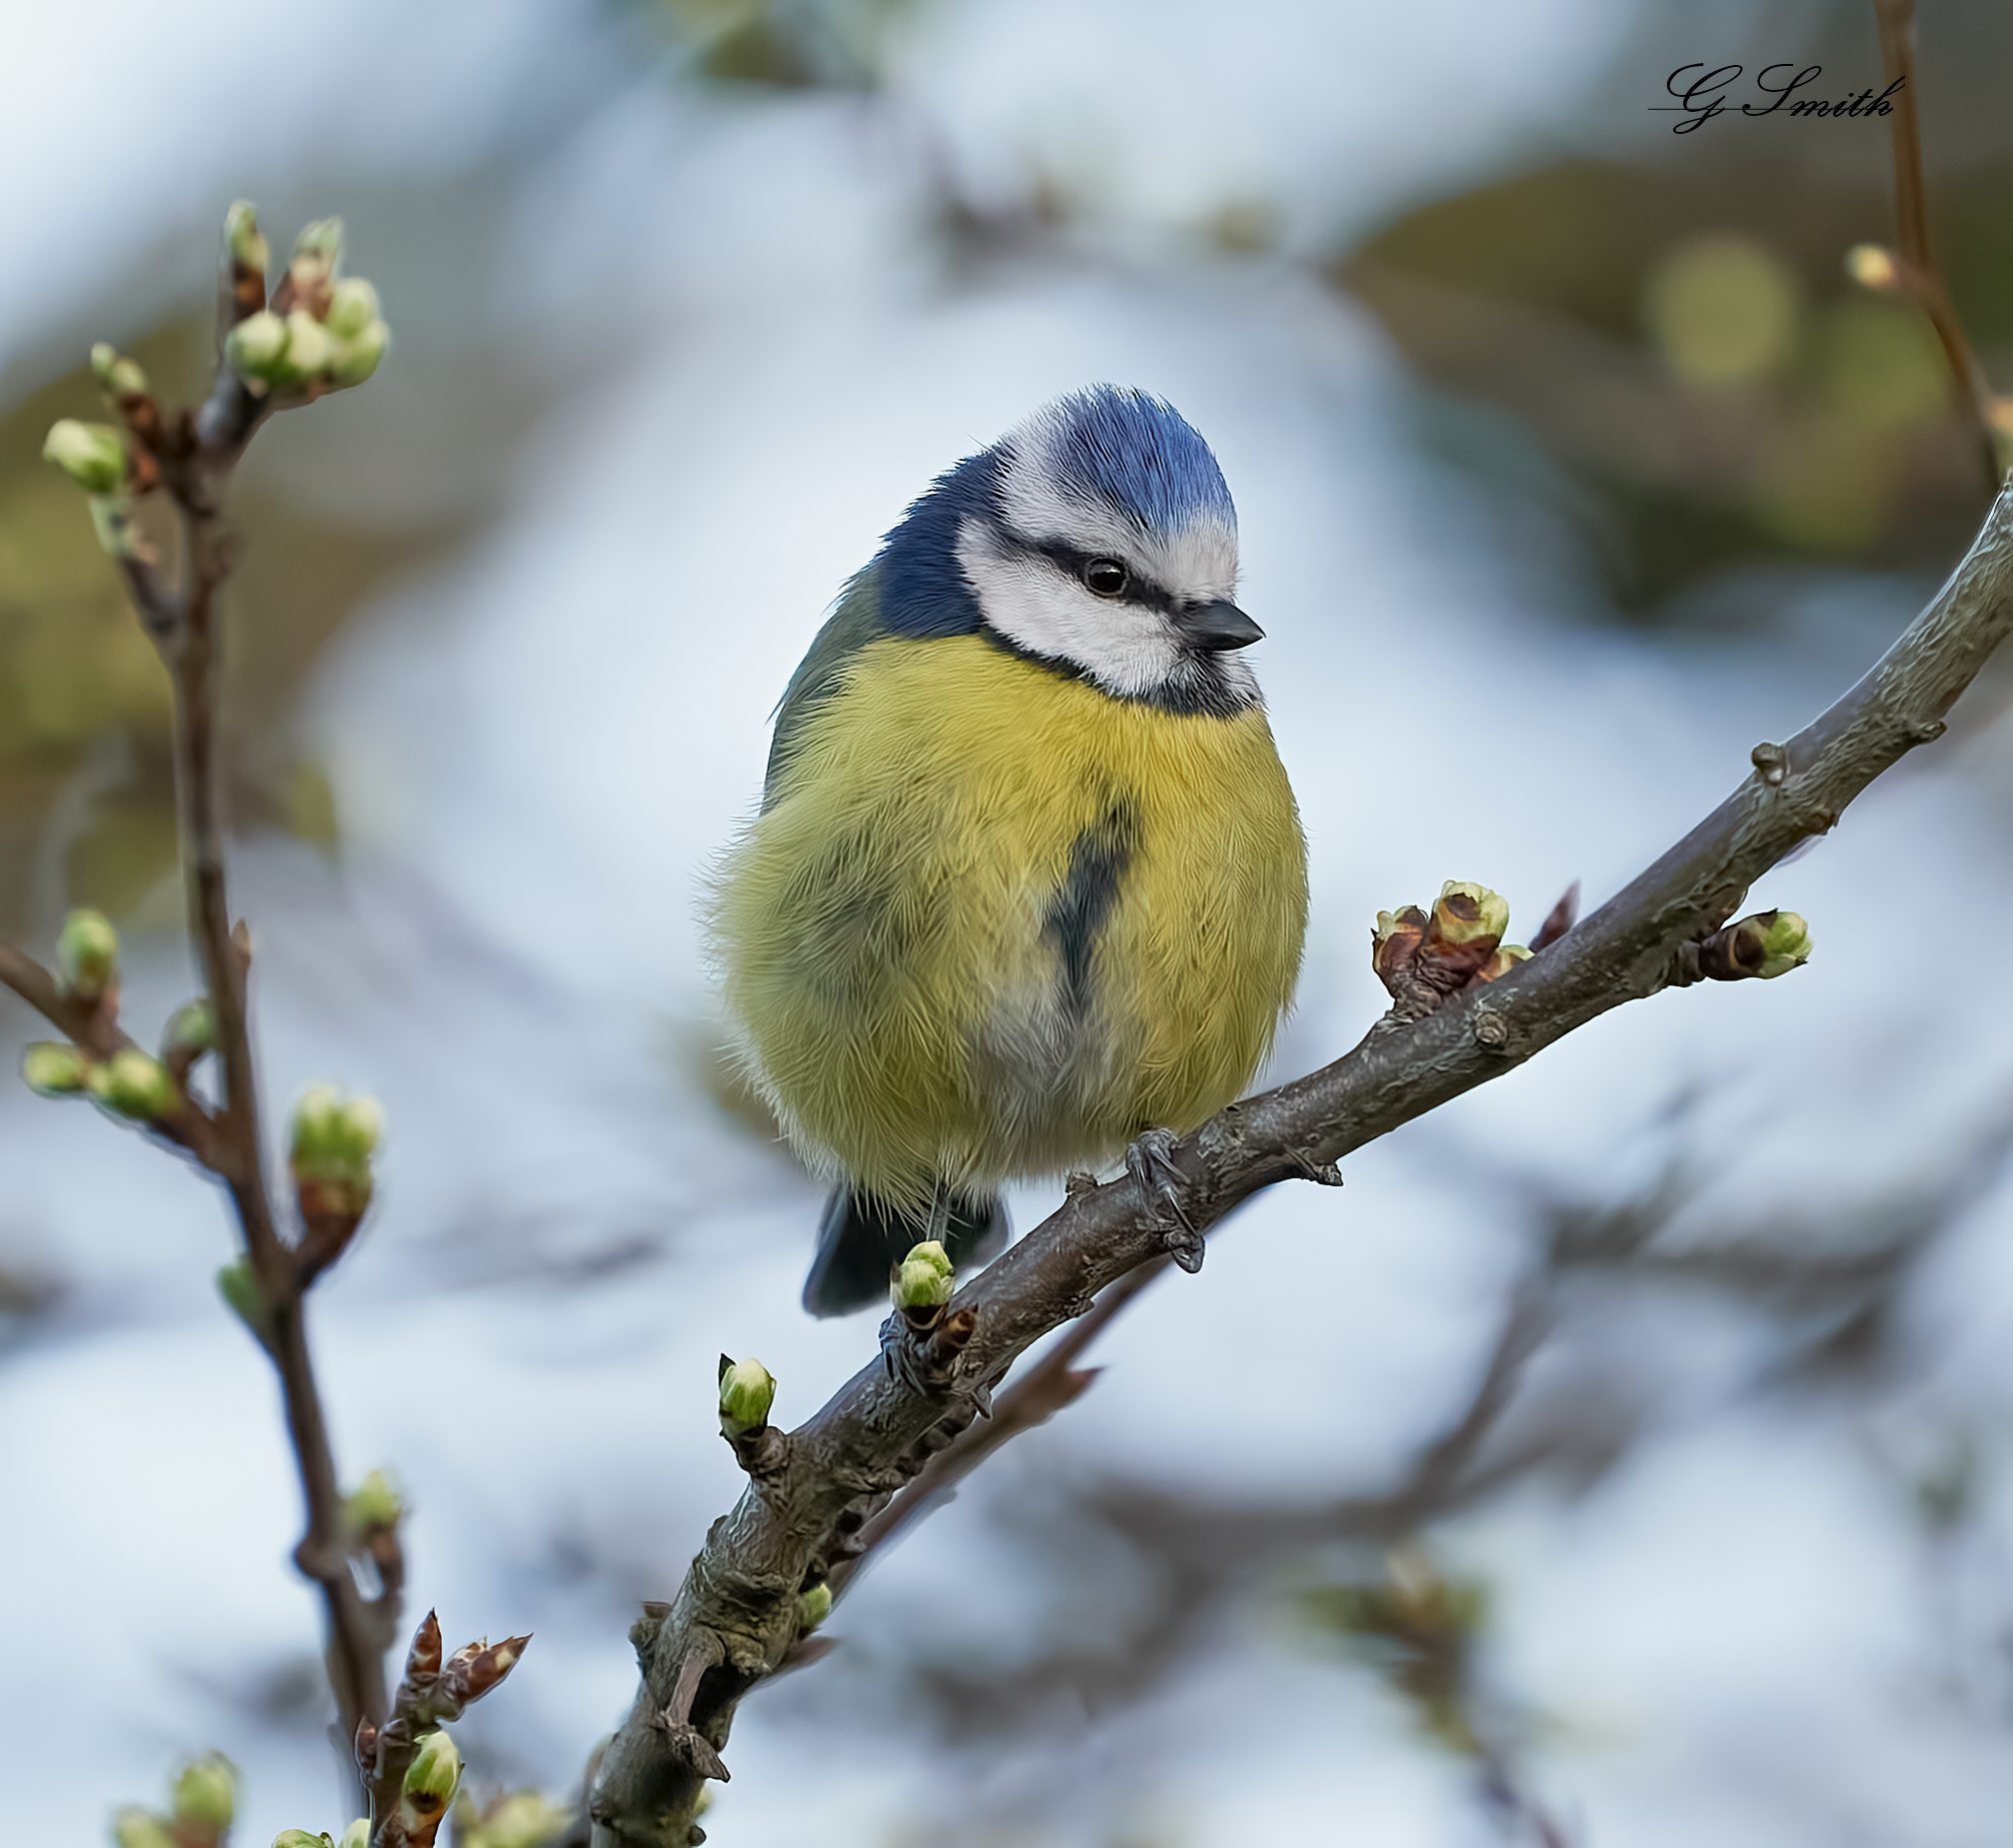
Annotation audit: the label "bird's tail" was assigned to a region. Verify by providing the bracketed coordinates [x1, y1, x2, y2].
[802, 1185, 1008, 1317]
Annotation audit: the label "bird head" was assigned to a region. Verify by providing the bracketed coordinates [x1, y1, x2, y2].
[876, 386, 1260, 715]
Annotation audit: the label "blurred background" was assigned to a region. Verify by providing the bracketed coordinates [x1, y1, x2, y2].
[6, 0, 2013, 1842]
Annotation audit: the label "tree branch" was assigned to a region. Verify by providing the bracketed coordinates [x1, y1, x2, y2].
[587, 471, 2013, 1843]
[4, 207, 402, 1793]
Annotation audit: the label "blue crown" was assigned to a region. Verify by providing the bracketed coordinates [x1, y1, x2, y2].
[873, 387, 1232, 640]
[1039, 386, 1234, 538]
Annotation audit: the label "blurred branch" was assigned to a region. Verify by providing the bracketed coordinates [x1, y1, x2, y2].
[1872, 0, 2004, 498]
[587, 472, 2013, 1843]
[4, 206, 405, 1801]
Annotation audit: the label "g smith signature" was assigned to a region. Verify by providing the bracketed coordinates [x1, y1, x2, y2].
[1655, 64, 1904, 134]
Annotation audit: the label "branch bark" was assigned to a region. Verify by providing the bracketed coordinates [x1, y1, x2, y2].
[587, 473, 2013, 1843]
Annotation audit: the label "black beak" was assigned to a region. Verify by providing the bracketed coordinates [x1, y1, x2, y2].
[1175, 600, 1264, 653]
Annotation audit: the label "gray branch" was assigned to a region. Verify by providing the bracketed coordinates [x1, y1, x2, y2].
[589, 482, 2013, 1846]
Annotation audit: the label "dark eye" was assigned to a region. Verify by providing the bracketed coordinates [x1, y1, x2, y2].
[1082, 557, 1129, 598]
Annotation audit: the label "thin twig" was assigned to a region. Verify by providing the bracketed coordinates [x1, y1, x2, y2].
[1, 216, 399, 1789]
[1873, 0, 2003, 499]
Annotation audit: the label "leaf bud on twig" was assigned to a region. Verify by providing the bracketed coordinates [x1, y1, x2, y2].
[797, 1580, 833, 1630]
[226, 200, 271, 276]
[1430, 880, 1510, 949]
[162, 998, 217, 1074]
[892, 1237, 955, 1321]
[42, 420, 126, 495]
[329, 317, 391, 389]
[225, 310, 292, 386]
[346, 1466, 404, 1534]
[90, 342, 149, 400]
[170, 1754, 238, 1834]
[404, 1728, 464, 1815]
[93, 1047, 178, 1122]
[216, 1254, 272, 1342]
[326, 277, 381, 338]
[718, 1355, 778, 1439]
[57, 906, 119, 1000]
[112, 1810, 178, 1848]
[21, 1041, 90, 1097]
[460, 1791, 573, 1848]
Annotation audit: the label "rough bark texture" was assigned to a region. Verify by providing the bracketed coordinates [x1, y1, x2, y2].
[587, 486, 2013, 1846]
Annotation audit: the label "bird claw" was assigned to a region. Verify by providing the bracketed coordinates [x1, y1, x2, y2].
[1125, 1127, 1203, 1273]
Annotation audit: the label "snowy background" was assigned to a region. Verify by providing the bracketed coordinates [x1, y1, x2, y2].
[6, 0, 2013, 1842]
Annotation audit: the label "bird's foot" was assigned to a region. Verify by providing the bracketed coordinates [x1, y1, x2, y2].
[1125, 1126, 1204, 1273]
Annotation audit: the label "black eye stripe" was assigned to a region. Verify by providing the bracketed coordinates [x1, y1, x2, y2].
[1018, 536, 1176, 612]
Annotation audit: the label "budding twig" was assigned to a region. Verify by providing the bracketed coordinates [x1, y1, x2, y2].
[3, 201, 406, 1789]
[361, 1610, 531, 1848]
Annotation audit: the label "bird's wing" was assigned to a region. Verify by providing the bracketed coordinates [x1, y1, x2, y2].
[763, 569, 884, 812]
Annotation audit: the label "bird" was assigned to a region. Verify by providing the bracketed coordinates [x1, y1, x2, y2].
[711, 385, 1308, 1315]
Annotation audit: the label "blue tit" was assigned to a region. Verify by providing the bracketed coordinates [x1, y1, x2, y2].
[712, 385, 1307, 1314]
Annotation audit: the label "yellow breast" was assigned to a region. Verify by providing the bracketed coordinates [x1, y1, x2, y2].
[713, 633, 1308, 1212]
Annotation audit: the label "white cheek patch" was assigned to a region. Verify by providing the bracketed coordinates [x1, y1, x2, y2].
[955, 520, 1187, 699]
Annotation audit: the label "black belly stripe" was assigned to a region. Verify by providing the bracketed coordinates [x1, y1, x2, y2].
[1044, 795, 1138, 1017]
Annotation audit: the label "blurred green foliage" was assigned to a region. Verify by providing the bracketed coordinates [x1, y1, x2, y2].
[1340, 154, 2013, 609]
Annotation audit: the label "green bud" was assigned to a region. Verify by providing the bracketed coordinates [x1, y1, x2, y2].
[57, 906, 119, 999]
[22, 1041, 90, 1097]
[112, 1809, 178, 1848]
[225, 310, 291, 384]
[404, 1729, 463, 1807]
[43, 419, 126, 495]
[718, 1354, 777, 1439]
[326, 277, 381, 339]
[346, 1466, 404, 1532]
[96, 1047, 178, 1122]
[293, 216, 345, 273]
[1755, 910, 1812, 978]
[343, 1094, 386, 1155]
[466, 1792, 573, 1848]
[226, 200, 270, 274]
[163, 998, 218, 1063]
[270, 1833, 332, 1848]
[329, 319, 391, 389]
[172, 1754, 237, 1830]
[336, 1824, 369, 1848]
[892, 1238, 955, 1312]
[90, 342, 148, 398]
[1433, 880, 1510, 947]
[798, 1580, 833, 1630]
[290, 1084, 384, 1177]
[280, 310, 335, 382]
[216, 1254, 270, 1338]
